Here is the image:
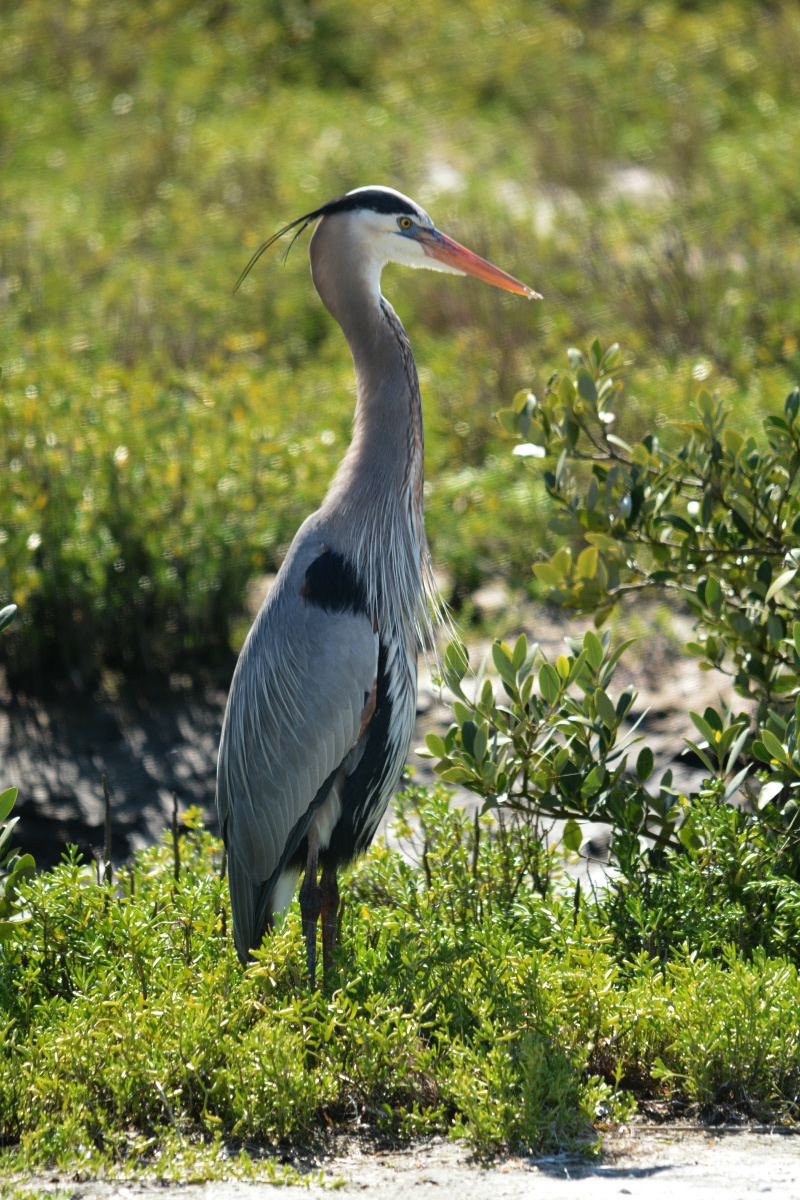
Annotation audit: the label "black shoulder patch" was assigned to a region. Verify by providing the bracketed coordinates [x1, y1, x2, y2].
[300, 550, 369, 616]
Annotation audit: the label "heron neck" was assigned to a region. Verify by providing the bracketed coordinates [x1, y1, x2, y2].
[325, 291, 425, 530]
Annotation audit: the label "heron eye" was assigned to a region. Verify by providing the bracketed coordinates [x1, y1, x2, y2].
[398, 216, 413, 231]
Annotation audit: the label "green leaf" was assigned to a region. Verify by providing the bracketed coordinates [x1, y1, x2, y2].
[492, 642, 517, 689]
[551, 546, 573, 576]
[556, 654, 571, 680]
[511, 633, 527, 673]
[461, 720, 477, 756]
[594, 688, 617, 729]
[600, 638, 638, 685]
[701, 486, 714, 528]
[786, 386, 800, 424]
[752, 740, 773, 764]
[567, 650, 588, 686]
[663, 514, 694, 536]
[583, 630, 604, 671]
[606, 433, 632, 454]
[758, 780, 784, 809]
[703, 706, 723, 733]
[683, 738, 716, 775]
[472, 723, 489, 763]
[601, 342, 621, 370]
[581, 765, 607, 798]
[729, 504, 754, 538]
[765, 568, 797, 603]
[0, 788, 18, 824]
[538, 663, 561, 705]
[722, 765, 750, 804]
[558, 375, 576, 405]
[0, 818, 19, 862]
[576, 545, 598, 580]
[438, 767, 476, 785]
[444, 641, 469, 682]
[678, 817, 702, 853]
[704, 575, 722, 614]
[723, 428, 743, 455]
[496, 408, 521, 436]
[636, 747, 654, 782]
[562, 818, 583, 853]
[0, 913, 31, 940]
[425, 733, 447, 759]
[4, 853, 34, 886]
[533, 562, 562, 588]
[0, 605, 17, 634]
[576, 367, 598, 404]
[689, 711, 716, 745]
[696, 389, 714, 417]
[761, 729, 790, 764]
[585, 533, 620, 555]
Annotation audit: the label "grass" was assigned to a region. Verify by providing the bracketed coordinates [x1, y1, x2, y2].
[2, 1, 800, 674]
[1, 790, 800, 1184]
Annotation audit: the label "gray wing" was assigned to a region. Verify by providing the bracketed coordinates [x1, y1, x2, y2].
[216, 540, 378, 962]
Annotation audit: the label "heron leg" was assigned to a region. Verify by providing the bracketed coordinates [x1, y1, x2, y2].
[299, 841, 321, 988]
[320, 863, 340, 980]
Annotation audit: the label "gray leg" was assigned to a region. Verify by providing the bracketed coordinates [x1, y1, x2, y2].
[299, 841, 321, 988]
[320, 863, 340, 980]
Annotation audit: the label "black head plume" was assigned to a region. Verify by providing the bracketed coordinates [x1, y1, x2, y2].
[233, 188, 420, 294]
[233, 208, 321, 294]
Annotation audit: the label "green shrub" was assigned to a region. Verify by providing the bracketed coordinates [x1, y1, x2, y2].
[598, 790, 800, 965]
[426, 339, 800, 974]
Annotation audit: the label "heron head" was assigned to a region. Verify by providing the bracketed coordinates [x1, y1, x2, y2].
[333, 186, 541, 300]
[235, 185, 541, 300]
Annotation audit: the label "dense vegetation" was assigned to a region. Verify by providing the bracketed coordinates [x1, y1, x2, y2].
[2, 793, 800, 1186]
[2, 0, 800, 674]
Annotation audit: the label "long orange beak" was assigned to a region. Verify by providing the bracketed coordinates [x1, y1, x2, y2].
[419, 228, 542, 299]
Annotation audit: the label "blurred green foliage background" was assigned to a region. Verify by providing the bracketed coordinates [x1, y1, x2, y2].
[1, 0, 799, 678]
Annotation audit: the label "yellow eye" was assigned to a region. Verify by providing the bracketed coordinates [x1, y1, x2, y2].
[399, 216, 413, 230]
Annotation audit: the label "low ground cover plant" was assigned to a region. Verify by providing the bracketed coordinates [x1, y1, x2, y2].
[1, 799, 800, 1185]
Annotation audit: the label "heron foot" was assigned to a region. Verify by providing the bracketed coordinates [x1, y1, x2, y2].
[299, 843, 321, 988]
[320, 863, 340, 982]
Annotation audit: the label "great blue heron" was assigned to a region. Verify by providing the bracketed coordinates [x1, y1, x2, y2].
[217, 185, 539, 983]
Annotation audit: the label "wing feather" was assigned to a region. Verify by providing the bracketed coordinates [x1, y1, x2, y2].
[217, 545, 378, 961]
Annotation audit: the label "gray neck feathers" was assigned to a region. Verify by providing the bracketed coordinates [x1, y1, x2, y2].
[309, 214, 443, 651]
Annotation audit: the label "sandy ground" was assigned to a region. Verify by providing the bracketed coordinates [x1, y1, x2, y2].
[13, 1128, 800, 1198]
